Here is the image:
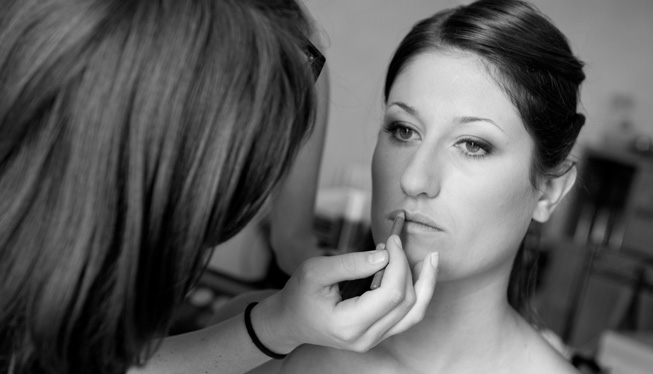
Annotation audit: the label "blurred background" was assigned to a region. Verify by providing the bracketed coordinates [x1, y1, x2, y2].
[175, 1, 653, 373]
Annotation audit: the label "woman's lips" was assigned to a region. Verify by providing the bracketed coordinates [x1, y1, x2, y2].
[390, 210, 444, 232]
[405, 220, 441, 232]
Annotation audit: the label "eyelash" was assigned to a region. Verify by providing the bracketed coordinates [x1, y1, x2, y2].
[383, 122, 493, 158]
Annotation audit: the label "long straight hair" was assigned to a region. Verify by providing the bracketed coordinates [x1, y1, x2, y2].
[0, 0, 315, 373]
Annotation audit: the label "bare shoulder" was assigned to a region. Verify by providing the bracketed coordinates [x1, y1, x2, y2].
[526, 350, 580, 374]
[516, 328, 580, 374]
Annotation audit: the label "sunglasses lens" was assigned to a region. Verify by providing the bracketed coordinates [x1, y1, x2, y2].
[302, 41, 325, 82]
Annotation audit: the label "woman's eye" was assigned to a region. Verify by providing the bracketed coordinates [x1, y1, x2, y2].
[465, 141, 482, 154]
[383, 122, 419, 143]
[395, 126, 414, 141]
[456, 138, 492, 158]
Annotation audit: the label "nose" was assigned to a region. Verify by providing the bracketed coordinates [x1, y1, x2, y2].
[400, 146, 442, 198]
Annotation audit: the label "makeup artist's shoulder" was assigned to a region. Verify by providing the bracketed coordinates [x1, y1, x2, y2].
[247, 344, 394, 374]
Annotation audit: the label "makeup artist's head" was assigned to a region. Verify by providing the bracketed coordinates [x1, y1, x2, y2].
[0, 0, 316, 372]
[371, 0, 585, 309]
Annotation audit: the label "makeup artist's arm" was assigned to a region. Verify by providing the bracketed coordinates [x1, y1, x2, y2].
[268, 64, 332, 275]
[129, 241, 438, 374]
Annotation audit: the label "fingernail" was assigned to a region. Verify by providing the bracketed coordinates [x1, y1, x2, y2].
[430, 252, 439, 269]
[369, 250, 388, 264]
[391, 235, 401, 246]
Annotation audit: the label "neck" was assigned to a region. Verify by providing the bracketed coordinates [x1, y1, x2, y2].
[381, 263, 526, 372]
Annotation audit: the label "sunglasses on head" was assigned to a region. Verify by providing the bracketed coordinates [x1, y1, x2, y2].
[302, 39, 325, 82]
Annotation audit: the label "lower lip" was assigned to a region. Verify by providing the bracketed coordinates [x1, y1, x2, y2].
[404, 220, 442, 233]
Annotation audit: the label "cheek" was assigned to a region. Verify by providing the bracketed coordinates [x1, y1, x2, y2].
[434, 174, 537, 280]
[496, 169, 538, 223]
[462, 172, 538, 252]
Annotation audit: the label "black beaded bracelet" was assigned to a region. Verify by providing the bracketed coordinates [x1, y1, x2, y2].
[244, 302, 288, 360]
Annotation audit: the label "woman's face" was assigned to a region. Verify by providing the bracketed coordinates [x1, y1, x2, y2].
[371, 51, 539, 282]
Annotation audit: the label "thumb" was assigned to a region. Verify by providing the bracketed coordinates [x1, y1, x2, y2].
[306, 247, 388, 286]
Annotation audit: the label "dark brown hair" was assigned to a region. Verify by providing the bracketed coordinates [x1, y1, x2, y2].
[0, 0, 315, 372]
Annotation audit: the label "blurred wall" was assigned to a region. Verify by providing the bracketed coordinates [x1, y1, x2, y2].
[304, 0, 653, 188]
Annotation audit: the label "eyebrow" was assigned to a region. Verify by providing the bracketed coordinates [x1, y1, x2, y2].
[387, 101, 419, 116]
[387, 101, 504, 133]
[457, 116, 504, 133]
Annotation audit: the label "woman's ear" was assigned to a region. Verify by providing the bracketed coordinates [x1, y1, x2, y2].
[532, 164, 577, 223]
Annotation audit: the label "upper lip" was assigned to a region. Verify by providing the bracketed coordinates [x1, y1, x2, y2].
[391, 209, 443, 231]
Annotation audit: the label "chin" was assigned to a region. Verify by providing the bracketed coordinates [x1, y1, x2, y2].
[403, 233, 445, 255]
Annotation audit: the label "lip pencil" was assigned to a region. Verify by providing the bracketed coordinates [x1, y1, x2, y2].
[370, 211, 405, 290]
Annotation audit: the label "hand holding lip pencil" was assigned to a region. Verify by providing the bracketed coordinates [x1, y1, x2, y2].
[370, 211, 406, 290]
[255, 208, 439, 356]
